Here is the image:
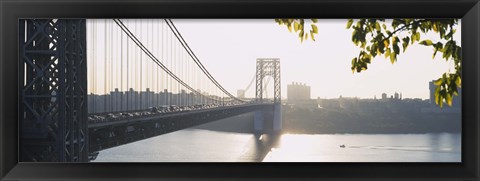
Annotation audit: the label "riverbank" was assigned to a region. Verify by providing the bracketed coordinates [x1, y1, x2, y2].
[194, 107, 461, 134]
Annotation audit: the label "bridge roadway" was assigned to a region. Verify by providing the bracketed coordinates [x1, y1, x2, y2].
[88, 103, 275, 155]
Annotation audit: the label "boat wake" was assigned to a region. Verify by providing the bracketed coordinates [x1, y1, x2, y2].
[346, 145, 454, 153]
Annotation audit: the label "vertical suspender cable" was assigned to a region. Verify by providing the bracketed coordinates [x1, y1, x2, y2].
[134, 19, 137, 110]
[174, 32, 178, 106]
[136, 19, 139, 110]
[174, 29, 177, 105]
[138, 20, 144, 109]
[173, 39, 181, 105]
[156, 19, 159, 107]
[144, 20, 148, 108]
[126, 20, 130, 111]
[162, 20, 165, 106]
[153, 19, 157, 107]
[162, 21, 165, 106]
[180, 45, 183, 105]
[169, 28, 172, 106]
[151, 20, 154, 108]
[145, 20, 149, 108]
[104, 19, 107, 113]
[121, 21, 123, 111]
[93, 20, 97, 113]
[110, 20, 114, 112]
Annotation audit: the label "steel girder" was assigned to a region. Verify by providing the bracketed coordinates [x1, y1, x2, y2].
[19, 19, 88, 162]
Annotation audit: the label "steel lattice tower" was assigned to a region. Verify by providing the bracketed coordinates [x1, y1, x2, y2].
[19, 19, 88, 162]
[255, 58, 281, 103]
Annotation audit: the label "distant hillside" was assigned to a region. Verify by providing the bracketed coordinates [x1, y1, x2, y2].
[283, 106, 461, 134]
[194, 106, 461, 134]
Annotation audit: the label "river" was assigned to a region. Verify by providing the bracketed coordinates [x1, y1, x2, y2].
[93, 129, 460, 162]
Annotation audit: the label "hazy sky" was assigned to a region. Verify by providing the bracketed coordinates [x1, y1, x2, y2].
[172, 19, 461, 99]
[87, 19, 461, 100]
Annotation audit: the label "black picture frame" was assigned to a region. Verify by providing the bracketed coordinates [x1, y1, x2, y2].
[1, 0, 479, 180]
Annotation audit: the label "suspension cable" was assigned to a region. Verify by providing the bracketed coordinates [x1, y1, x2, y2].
[114, 19, 223, 103]
[165, 19, 245, 103]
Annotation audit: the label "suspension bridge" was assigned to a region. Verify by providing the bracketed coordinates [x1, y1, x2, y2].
[19, 19, 282, 162]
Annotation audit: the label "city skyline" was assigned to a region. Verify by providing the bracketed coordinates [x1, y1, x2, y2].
[88, 79, 450, 101]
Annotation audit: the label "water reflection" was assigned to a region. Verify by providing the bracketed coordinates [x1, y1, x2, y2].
[237, 133, 281, 161]
[263, 133, 460, 162]
[93, 129, 460, 162]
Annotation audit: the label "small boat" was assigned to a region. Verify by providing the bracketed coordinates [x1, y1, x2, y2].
[339, 144, 346, 148]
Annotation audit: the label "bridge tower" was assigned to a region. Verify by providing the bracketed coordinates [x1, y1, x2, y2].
[19, 19, 89, 162]
[254, 58, 282, 132]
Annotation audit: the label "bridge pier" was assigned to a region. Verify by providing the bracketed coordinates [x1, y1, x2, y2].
[253, 103, 282, 133]
[273, 103, 282, 131]
[253, 110, 264, 131]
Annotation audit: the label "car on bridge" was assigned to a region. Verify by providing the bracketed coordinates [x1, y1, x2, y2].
[149, 107, 158, 113]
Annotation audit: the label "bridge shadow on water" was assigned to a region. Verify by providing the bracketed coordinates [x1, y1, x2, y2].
[237, 132, 282, 162]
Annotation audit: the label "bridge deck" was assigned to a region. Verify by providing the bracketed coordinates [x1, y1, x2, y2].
[88, 103, 274, 154]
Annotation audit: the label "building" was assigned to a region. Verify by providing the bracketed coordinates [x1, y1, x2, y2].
[380, 92, 402, 100]
[287, 82, 311, 102]
[429, 80, 461, 107]
[381, 93, 387, 99]
[88, 88, 208, 114]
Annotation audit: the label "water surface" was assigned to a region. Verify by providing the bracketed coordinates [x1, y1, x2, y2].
[93, 129, 460, 162]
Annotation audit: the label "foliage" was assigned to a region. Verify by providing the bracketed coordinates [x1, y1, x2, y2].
[276, 19, 461, 107]
[274, 19, 319, 42]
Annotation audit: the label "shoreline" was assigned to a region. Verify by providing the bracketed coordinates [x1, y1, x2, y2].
[192, 107, 461, 135]
[193, 127, 461, 135]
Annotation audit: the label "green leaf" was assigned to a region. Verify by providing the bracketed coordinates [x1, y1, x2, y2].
[311, 24, 318, 34]
[393, 44, 400, 54]
[419, 39, 433, 46]
[375, 22, 381, 31]
[346, 19, 353, 29]
[390, 53, 396, 64]
[274, 19, 282, 25]
[294, 22, 300, 32]
[411, 34, 416, 44]
[351, 57, 357, 72]
[383, 39, 389, 48]
[446, 93, 452, 106]
[402, 37, 410, 52]
[415, 32, 420, 41]
[435, 87, 443, 107]
[455, 76, 461, 87]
